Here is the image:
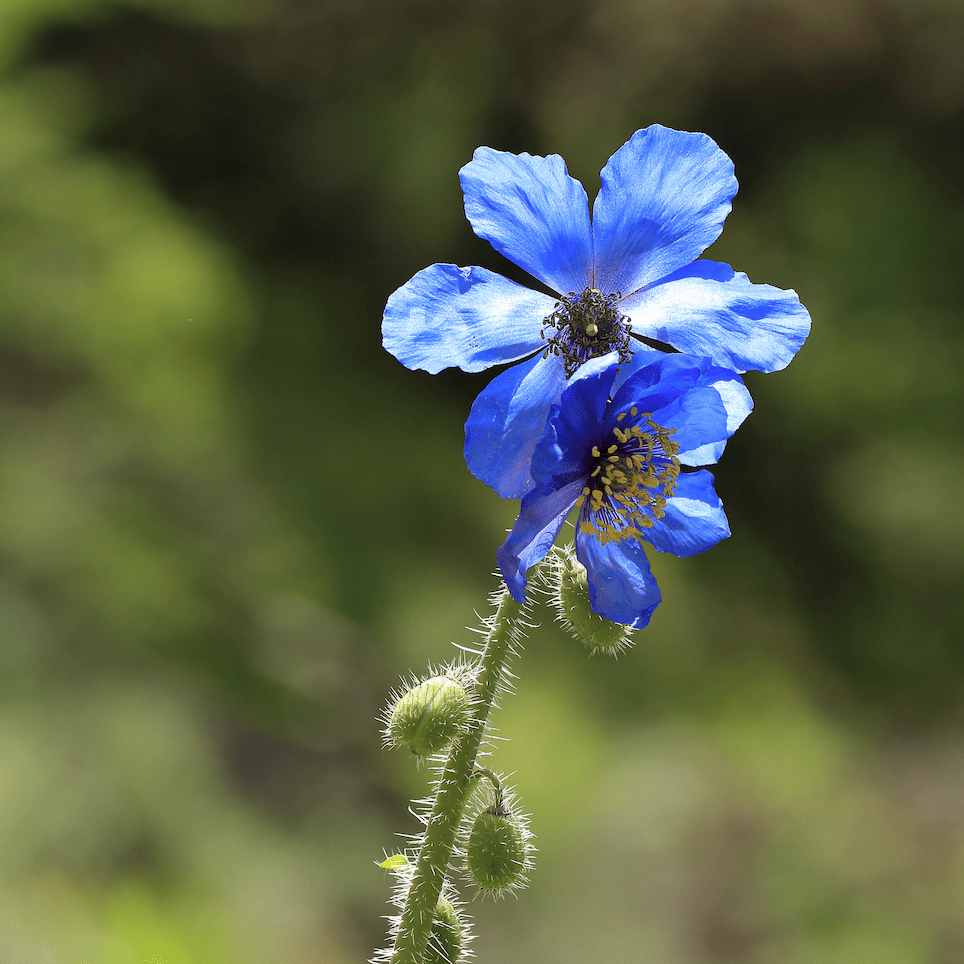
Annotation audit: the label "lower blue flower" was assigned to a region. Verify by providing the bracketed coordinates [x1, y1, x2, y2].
[496, 352, 750, 628]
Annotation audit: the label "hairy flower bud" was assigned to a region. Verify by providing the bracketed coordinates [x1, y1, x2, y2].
[549, 545, 634, 655]
[386, 675, 470, 757]
[423, 898, 464, 964]
[466, 806, 530, 895]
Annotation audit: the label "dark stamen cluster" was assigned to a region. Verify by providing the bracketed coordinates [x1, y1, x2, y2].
[540, 288, 633, 377]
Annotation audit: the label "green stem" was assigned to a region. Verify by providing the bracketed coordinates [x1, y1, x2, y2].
[472, 767, 504, 809]
[390, 585, 523, 964]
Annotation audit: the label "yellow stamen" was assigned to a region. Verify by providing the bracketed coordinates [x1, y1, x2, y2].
[578, 410, 682, 546]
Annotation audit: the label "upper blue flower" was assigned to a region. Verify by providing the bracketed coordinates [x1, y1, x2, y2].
[496, 352, 749, 628]
[382, 124, 810, 500]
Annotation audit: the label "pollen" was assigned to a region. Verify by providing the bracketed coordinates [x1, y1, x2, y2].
[579, 414, 681, 546]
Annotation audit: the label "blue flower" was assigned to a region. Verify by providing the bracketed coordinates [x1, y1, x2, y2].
[496, 352, 749, 628]
[382, 125, 810, 500]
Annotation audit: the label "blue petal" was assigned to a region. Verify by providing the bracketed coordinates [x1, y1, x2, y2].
[650, 386, 729, 461]
[622, 260, 811, 373]
[606, 353, 704, 425]
[643, 470, 730, 558]
[610, 342, 664, 394]
[575, 529, 661, 628]
[464, 353, 567, 499]
[497, 481, 584, 602]
[531, 353, 620, 491]
[460, 148, 593, 295]
[680, 370, 752, 466]
[607, 355, 752, 466]
[382, 264, 554, 374]
[592, 126, 737, 297]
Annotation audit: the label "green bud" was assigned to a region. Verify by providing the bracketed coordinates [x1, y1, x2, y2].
[386, 675, 470, 757]
[423, 898, 463, 964]
[466, 807, 529, 894]
[551, 545, 634, 655]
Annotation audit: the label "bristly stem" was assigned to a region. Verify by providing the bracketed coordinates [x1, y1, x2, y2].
[390, 584, 524, 964]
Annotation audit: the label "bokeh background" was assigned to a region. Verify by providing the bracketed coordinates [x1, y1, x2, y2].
[1, 0, 963, 961]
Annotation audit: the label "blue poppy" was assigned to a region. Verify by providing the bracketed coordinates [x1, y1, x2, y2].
[382, 125, 810, 499]
[496, 352, 749, 628]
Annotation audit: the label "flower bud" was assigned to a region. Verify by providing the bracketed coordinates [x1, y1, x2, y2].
[423, 898, 463, 964]
[466, 806, 530, 895]
[386, 675, 470, 757]
[550, 545, 634, 655]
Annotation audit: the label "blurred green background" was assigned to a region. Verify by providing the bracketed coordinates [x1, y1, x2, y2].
[1, 0, 963, 961]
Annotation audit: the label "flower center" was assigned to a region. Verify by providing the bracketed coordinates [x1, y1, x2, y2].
[540, 288, 633, 377]
[575, 406, 681, 545]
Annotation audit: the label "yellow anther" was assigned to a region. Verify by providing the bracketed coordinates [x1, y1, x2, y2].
[579, 409, 681, 548]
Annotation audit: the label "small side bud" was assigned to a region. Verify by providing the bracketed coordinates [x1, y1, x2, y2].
[466, 806, 531, 896]
[548, 544, 634, 655]
[386, 675, 470, 757]
[424, 898, 464, 964]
